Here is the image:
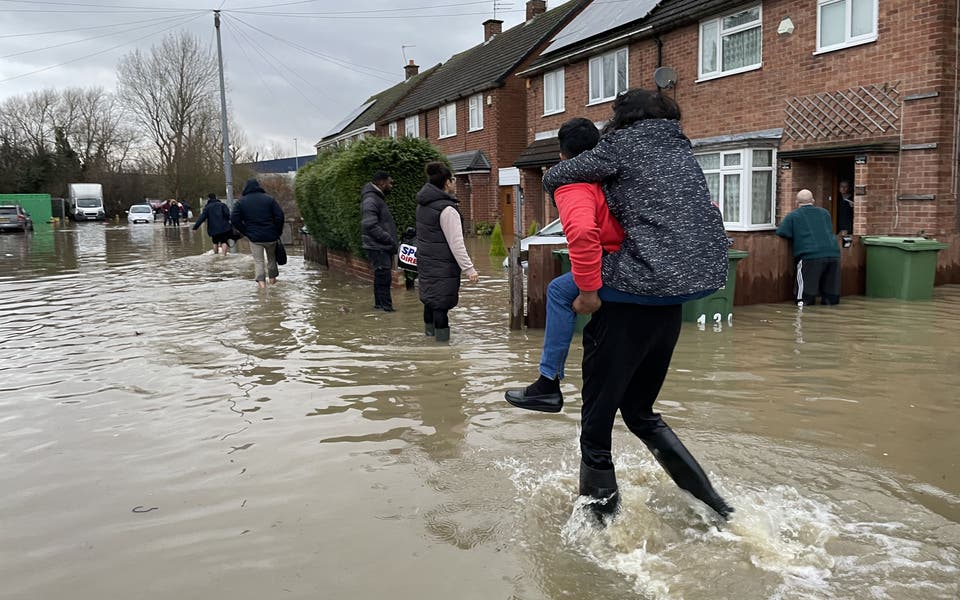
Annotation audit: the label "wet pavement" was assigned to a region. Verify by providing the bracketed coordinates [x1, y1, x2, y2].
[0, 222, 958, 599]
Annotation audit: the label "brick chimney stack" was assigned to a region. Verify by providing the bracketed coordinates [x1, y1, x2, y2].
[404, 60, 419, 80]
[526, 0, 547, 20]
[483, 19, 503, 41]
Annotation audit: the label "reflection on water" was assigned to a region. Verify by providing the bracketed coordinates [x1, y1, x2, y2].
[0, 226, 957, 599]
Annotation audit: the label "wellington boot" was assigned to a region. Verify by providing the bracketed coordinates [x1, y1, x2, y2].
[425, 323, 435, 336]
[641, 426, 734, 520]
[434, 327, 450, 342]
[578, 461, 619, 524]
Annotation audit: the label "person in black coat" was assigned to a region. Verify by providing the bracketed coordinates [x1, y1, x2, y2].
[231, 179, 285, 289]
[168, 201, 182, 227]
[192, 193, 233, 255]
[360, 171, 397, 311]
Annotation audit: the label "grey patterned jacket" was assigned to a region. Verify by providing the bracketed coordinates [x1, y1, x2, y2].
[543, 119, 728, 298]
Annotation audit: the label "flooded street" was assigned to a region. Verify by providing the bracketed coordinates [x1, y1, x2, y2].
[1, 223, 958, 599]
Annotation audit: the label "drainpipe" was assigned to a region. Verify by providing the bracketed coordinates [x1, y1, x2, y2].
[655, 36, 663, 68]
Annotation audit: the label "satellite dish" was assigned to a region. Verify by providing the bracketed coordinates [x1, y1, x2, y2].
[653, 66, 677, 90]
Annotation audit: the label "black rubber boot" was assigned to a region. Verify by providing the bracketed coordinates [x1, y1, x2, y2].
[578, 461, 619, 524]
[435, 327, 450, 342]
[424, 323, 435, 336]
[504, 375, 563, 413]
[641, 426, 734, 520]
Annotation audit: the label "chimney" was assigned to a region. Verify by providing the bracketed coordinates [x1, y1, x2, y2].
[483, 19, 503, 41]
[526, 0, 547, 20]
[404, 59, 419, 80]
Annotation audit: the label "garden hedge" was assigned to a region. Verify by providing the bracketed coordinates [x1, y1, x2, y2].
[295, 136, 449, 256]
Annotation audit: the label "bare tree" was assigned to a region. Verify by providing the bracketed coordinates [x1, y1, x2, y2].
[117, 31, 219, 199]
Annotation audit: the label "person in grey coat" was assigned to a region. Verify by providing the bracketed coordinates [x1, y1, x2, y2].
[360, 171, 397, 311]
[542, 89, 733, 524]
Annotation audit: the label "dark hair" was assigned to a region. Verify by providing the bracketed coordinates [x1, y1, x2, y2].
[558, 118, 600, 159]
[372, 170, 391, 183]
[207, 192, 217, 200]
[425, 161, 452, 189]
[603, 88, 681, 134]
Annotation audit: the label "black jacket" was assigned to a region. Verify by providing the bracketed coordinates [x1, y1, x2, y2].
[193, 197, 232, 236]
[231, 179, 285, 243]
[416, 183, 462, 310]
[360, 182, 397, 253]
[544, 119, 728, 298]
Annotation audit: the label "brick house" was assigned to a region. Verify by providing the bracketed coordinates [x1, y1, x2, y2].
[515, 0, 960, 303]
[375, 0, 587, 238]
[315, 61, 440, 151]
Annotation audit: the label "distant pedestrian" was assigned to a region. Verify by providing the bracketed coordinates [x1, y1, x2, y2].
[168, 201, 182, 227]
[360, 171, 398, 311]
[193, 193, 232, 255]
[181, 200, 192, 223]
[415, 162, 478, 342]
[231, 179, 285, 289]
[162, 199, 172, 226]
[776, 189, 842, 306]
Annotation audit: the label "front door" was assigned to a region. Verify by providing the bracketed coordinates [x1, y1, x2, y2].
[499, 187, 515, 240]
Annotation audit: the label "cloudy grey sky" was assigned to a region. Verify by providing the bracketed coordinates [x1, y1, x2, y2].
[0, 0, 537, 157]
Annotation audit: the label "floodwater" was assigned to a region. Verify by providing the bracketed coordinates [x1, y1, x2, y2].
[1, 223, 958, 600]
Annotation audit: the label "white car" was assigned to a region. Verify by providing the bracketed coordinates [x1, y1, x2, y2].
[126, 204, 155, 224]
[502, 218, 566, 268]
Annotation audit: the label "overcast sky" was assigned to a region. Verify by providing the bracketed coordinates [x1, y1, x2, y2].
[0, 0, 538, 157]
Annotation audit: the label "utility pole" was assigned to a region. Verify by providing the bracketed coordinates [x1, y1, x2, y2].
[294, 137, 299, 170]
[214, 11, 234, 209]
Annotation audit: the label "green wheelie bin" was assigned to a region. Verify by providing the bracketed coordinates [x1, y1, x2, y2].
[681, 249, 749, 324]
[862, 236, 948, 300]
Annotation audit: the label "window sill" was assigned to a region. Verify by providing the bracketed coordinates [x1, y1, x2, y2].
[586, 98, 615, 107]
[724, 224, 777, 232]
[438, 133, 456, 140]
[696, 63, 762, 83]
[542, 109, 565, 117]
[468, 127, 483, 133]
[813, 36, 877, 56]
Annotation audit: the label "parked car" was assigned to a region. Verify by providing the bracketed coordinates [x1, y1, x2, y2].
[502, 218, 566, 268]
[0, 204, 34, 232]
[126, 204, 155, 224]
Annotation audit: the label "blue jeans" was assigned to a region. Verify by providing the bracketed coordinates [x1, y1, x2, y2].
[538, 272, 712, 380]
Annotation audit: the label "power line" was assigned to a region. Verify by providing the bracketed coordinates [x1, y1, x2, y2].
[0, 0, 207, 10]
[225, 15, 397, 81]
[0, 14, 200, 39]
[230, 0, 490, 14]
[0, 13, 197, 60]
[0, 12, 205, 84]
[226, 9, 524, 19]
[219, 16, 283, 108]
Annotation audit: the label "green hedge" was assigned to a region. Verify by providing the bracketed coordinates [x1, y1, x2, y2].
[296, 136, 448, 255]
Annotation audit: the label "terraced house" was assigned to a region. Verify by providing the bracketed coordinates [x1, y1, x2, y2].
[374, 0, 587, 238]
[515, 0, 960, 303]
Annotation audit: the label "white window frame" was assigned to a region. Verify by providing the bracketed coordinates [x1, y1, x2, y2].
[698, 5, 763, 82]
[404, 114, 420, 138]
[696, 147, 777, 231]
[468, 94, 484, 132]
[588, 47, 628, 105]
[388, 121, 398, 139]
[815, 0, 878, 54]
[543, 68, 565, 115]
[439, 102, 456, 138]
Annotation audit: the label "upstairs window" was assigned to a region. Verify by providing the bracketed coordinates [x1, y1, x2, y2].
[439, 103, 456, 138]
[468, 94, 484, 131]
[588, 48, 627, 104]
[817, 0, 878, 53]
[404, 115, 420, 138]
[543, 68, 565, 115]
[388, 121, 398, 139]
[699, 5, 762, 80]
[697, 148, 776, 230]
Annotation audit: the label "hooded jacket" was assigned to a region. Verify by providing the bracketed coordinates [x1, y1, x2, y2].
[415, 183, 462, 310]
[192, 197, 232, 236]
[360, 182, 397, 253]
[231, 179, 284, 243]
[543, 119, 728, 299]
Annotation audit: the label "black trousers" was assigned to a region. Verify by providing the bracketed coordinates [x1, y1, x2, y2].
[422, 304, 449, 329]
[795, 257, 841, 305]
[367, 250, 393, 309]
[580, 302, 683, 470]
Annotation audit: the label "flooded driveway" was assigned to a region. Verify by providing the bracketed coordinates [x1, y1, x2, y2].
[1, 223, 958, 599]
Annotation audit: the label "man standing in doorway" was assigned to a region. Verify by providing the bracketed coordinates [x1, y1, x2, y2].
[837, 179, 854, 234]
[777, 189, 842, 306]
[360, 171, 398, 311]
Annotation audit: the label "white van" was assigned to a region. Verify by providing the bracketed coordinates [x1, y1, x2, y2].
[66, 183, 105, 221]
